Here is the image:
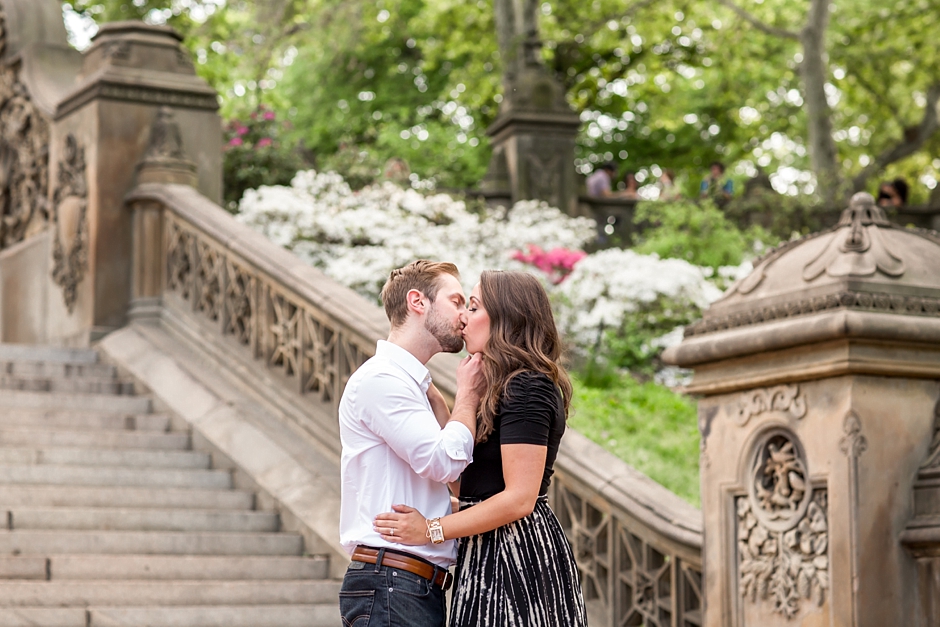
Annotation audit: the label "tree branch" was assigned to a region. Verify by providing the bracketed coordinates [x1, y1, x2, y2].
[717, 0, 800, 40]
[851, 82, 940, 192]
[849, 70, 906, 129]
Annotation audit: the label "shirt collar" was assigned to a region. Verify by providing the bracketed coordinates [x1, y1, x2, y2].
[375, 340, 432, 393]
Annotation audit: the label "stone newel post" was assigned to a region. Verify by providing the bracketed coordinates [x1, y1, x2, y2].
[664, 193, 940, 627]
[50, 21, 220, 342]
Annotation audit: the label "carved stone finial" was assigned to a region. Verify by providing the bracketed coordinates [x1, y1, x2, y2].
[839, 410, 868, 459]
[144, 107, 188, 161]
[803, 193, 904, 281]
[136, 107, 197, 186]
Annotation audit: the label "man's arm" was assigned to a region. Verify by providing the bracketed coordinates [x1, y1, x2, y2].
[445, 353, 485, 437]
[365, 373, 476, 484]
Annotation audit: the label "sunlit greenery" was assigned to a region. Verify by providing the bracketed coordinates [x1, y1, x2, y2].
[569, 373, 700, 506]
[68, 0, 940, 200]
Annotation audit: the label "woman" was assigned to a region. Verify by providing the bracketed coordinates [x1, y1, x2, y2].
[374, 270, 587, 626]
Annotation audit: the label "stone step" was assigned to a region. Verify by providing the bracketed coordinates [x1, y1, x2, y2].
[89, 605, 340, 627]
[0, 605, 341, 627]
[0, 390, 151, 415]
[0, 410, 170, 432]
[0, 429, 189, 451]
[0, 361, 117, 380]
[0, 448, 209, 469]
[0, 485, 253, 510]
[0, 608, 85, 627]
[8, 507, 277, 533]
[0, 465, 228, 489]
[47, 554, 329, 581]
[0, 376, 135, 396]
[0, 345, 98, 365]
[0, 530, 303, 556]
[0, 579, 341, 607]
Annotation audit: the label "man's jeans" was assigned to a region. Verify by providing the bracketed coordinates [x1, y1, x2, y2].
[339, 556, 446, 627]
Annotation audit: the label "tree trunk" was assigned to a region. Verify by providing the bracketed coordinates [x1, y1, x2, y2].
[799, 0, 841, 207]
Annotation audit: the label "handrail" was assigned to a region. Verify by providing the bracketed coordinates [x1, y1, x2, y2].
[126, 182, 702, 627]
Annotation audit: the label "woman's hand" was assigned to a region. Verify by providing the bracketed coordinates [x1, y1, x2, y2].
[373, 505, 430, 546]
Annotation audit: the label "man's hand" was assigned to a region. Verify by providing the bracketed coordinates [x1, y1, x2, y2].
[374, 505, 430, 546]
[456, 353, 486, 399]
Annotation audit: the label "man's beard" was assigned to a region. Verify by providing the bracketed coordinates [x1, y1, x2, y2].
[425, 304, 464, 353]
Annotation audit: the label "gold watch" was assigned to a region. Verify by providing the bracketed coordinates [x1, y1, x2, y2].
[426, 517, 445, 544]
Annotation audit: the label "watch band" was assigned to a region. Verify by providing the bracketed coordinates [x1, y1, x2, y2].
[426, 517, 445, 544]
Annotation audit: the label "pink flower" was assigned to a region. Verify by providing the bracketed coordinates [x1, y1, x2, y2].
[237, 126, 250, 136]
[256, 137, 273, 148]
[512, 244, 586, 283]
[228, 136, 244, 147]
[263, 111, 276, 121]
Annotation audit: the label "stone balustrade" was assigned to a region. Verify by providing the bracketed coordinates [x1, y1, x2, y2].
[126, 181, 704, 627]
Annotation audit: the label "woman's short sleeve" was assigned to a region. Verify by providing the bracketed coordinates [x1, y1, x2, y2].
[498, 372, 559, 447]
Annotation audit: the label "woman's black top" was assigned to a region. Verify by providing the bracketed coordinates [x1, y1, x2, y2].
[459, 371, 566, 500]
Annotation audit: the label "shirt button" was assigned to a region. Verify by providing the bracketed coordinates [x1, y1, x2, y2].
[389, 587, 394, 592]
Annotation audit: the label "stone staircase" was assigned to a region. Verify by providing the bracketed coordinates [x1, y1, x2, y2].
[0, 344, 340, 627]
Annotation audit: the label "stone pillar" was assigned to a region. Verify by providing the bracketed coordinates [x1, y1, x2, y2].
[664, 193, 940, 627]
[482, 0, 580, 213]
[49, 21, 221, 342]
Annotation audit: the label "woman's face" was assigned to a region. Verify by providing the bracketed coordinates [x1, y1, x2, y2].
[463, 283, 491, 355]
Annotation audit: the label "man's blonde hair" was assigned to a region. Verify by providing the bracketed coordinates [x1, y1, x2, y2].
[380, 260, 460, 328]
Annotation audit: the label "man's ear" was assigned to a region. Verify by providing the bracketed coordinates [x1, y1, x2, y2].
[405, 288, 427, 316]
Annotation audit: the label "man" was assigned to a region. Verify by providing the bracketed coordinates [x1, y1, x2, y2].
[586, 161, 617, 198]
[699, 161, 733, 205]
[338, 260, 484, 627]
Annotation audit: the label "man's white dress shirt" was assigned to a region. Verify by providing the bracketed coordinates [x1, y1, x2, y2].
[339, 340, 475, 567]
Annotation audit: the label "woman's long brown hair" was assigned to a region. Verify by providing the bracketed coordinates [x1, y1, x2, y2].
[475, 270, 572, 442]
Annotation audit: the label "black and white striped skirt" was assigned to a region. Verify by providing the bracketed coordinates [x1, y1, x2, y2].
[449, 495, 588, 627]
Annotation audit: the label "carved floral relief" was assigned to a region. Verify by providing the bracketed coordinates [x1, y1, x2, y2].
[738, 429, 829, 619]
[734, 384, 806, 426]
[0, 48, 51, 247]
[50, 135, 88, 313]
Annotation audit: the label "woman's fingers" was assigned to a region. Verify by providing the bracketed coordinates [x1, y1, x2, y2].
[391, 504, 416, 513]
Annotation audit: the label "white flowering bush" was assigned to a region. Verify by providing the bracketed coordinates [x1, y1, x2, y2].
[237, 170, 754, 377]
[237, 170, 596, 300]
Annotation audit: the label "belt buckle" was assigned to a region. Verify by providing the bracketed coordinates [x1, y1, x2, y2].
[442, 571, 453, 591]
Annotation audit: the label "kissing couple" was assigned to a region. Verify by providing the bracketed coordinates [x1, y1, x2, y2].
[338, 260, 587, 627]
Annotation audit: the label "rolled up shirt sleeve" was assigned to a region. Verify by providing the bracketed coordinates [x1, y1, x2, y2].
[365, 372, 474, 483]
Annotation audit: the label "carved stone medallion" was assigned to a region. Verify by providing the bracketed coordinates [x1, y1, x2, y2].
[747, 429, 812, 532]
[738, 428, 828, 618]
[50, 135, 88, 314]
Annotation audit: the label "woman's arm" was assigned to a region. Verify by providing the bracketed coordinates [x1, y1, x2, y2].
[374, 443, 546, 545]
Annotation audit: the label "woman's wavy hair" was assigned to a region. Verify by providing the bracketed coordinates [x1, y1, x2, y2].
[475, 270, 571, 442]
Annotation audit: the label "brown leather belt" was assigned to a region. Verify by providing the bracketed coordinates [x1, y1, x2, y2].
[352, 545, 453, 590]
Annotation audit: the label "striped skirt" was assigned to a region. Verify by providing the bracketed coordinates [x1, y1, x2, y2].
[449, 495, 588, 627]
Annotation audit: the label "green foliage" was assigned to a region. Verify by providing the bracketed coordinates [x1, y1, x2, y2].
[569, 373, 700, 506]
[222, 106, 308, 210]
[633, 199, 775, 270]
[71, 0, 940, 197]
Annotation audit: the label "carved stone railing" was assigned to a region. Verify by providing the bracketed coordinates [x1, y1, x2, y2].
[126, 182, 702, 626]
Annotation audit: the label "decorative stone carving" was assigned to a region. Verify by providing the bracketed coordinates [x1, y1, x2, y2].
[738, 429, 828, 618]
[804, 193, 904, 281]
[737, 491, 829, 618]
[748, 430, 812, 531]
[733, 385, 806, 426]
[50, 135, 88, 314]
[684, 289, 940, 337]
[0, 37, 51, 248]
[839, 410, 869, 460]
[918, 398, 940, 470]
